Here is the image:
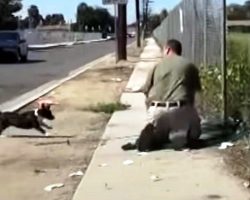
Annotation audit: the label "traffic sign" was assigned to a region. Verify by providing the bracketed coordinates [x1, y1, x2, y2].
[102, 0, 128, 5]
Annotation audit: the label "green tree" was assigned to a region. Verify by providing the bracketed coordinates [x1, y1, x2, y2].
[76, 2, 114, 32]
[27, 5, 43, 28]
[76, 2, 88, 31]
[160, 9, 168, 22]
[44, 14, 65, 25]
[227, 3, 247, 20]
[0, 0, 22, 30]
[148, 14, 161, 32]
[245, 0, 250, 8]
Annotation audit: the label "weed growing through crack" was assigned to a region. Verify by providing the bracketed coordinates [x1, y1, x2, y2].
[83, 102, 130, 114]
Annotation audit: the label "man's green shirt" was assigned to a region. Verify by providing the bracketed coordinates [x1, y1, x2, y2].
[147, 55, 201, 105]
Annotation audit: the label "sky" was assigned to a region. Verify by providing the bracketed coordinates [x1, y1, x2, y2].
[17, 0, 247, 24]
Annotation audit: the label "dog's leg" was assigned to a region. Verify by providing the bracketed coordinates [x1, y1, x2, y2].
[35, 126, 46, 134]
[0, 123, 3, 136]
[122, 140, 138, 151]
[40, 120, 53, 130]
[137, 124, 155, 152]
[186, 124, 204, 149]
[0, 121, 8, 137]
[34, 123, 46, 134]
[33, 120, 46, 134]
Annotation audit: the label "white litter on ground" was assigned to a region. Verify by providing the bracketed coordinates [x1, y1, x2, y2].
[245, 146, 250, 150]
[69, 170, 84, 177]
[243, 181, 250, 188]
[150, 175, 162, 182]
[123, 160, 134, 165]
[99, 163, 108, 167]
[110, 78, 123, 82]
[45, 132, 51, 137]
[44, 183, 64, 192]
[218, 142, 234, 150]
[137, 152, 149, 156]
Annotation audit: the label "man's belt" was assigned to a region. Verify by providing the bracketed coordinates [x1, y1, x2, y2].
[150, 100, 187, 108]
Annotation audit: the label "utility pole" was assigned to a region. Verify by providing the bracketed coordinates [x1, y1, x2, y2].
[117, 4, 127, 61]
[114, 4, 118, 62]
[221, 0, 227, 122]
[135, 0, 141, 47]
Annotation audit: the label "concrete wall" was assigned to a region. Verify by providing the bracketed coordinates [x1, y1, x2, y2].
[20, 30, 102, 44]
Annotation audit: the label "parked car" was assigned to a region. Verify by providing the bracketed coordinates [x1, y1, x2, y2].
[127, 31, 136, 38]
[0, 31, 28, 62]
[102, 32, 135, 40]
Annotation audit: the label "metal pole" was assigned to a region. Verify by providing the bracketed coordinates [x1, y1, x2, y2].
[18, 16, 21, 30]
[221, 0, 227, 122]
[117, 4, 127, 61]
[135, 0, 141, 47]
[203, 1, 207, 68]
[114, 4, 118, 63]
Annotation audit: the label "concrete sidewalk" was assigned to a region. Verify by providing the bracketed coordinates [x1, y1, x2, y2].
[72, 38, 250, 200]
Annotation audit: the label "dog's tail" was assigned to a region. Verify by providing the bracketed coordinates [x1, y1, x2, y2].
[121, 142, 137, 151]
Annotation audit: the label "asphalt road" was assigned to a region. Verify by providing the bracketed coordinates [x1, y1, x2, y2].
[0, 39, 133, 104]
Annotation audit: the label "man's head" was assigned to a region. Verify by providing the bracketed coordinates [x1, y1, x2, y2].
[164, 39, 182, 56]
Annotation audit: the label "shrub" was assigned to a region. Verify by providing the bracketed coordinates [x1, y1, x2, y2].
[83, 102, 130, 114]
[200, 33, 250, 121]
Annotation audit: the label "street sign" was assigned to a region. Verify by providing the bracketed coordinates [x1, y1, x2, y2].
[102, 0, 128, 5]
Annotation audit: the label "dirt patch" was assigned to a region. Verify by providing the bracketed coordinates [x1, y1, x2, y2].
[223, 141, 250, 184]
[0, 45, 138, 200]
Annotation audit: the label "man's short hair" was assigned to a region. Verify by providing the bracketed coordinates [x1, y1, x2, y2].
[166, 39, 182, 55]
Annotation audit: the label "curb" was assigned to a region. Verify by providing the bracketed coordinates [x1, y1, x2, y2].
[74, 38, 110, 45]
[28, 43, 67, 50]
[0, 53, 113, 112]
[28, 38, 111, 50]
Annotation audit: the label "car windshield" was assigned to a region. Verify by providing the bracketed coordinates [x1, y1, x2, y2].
[0, 32, 18, 41]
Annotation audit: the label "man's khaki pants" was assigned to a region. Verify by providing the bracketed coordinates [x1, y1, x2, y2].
[147, 103, 201, 148]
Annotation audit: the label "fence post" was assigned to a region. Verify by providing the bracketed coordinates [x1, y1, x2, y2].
[221, 0, 228, 122]
[191, 1, 195, 62]
[203, 0, 207, 68]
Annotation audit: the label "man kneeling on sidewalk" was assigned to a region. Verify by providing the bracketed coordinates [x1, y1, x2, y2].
[122, 39, 202, 151]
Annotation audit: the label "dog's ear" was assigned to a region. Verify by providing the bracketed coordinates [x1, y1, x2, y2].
[41, 103, 50, 109]
[41, 103, 45, 109]
[37, 99, 58, 108]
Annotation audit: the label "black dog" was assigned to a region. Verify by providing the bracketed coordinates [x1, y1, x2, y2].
[122, 123, 170, 152]
[0, 103, 55, 135]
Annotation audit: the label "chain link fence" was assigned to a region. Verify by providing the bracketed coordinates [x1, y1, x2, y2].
[153, 0, 223, 67]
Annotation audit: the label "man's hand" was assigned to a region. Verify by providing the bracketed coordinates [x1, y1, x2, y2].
[125, 85, 144, 93]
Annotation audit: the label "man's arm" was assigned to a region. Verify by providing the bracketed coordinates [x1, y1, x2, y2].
[144, 68, 154, 97]
[143, 64, 156, 97]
